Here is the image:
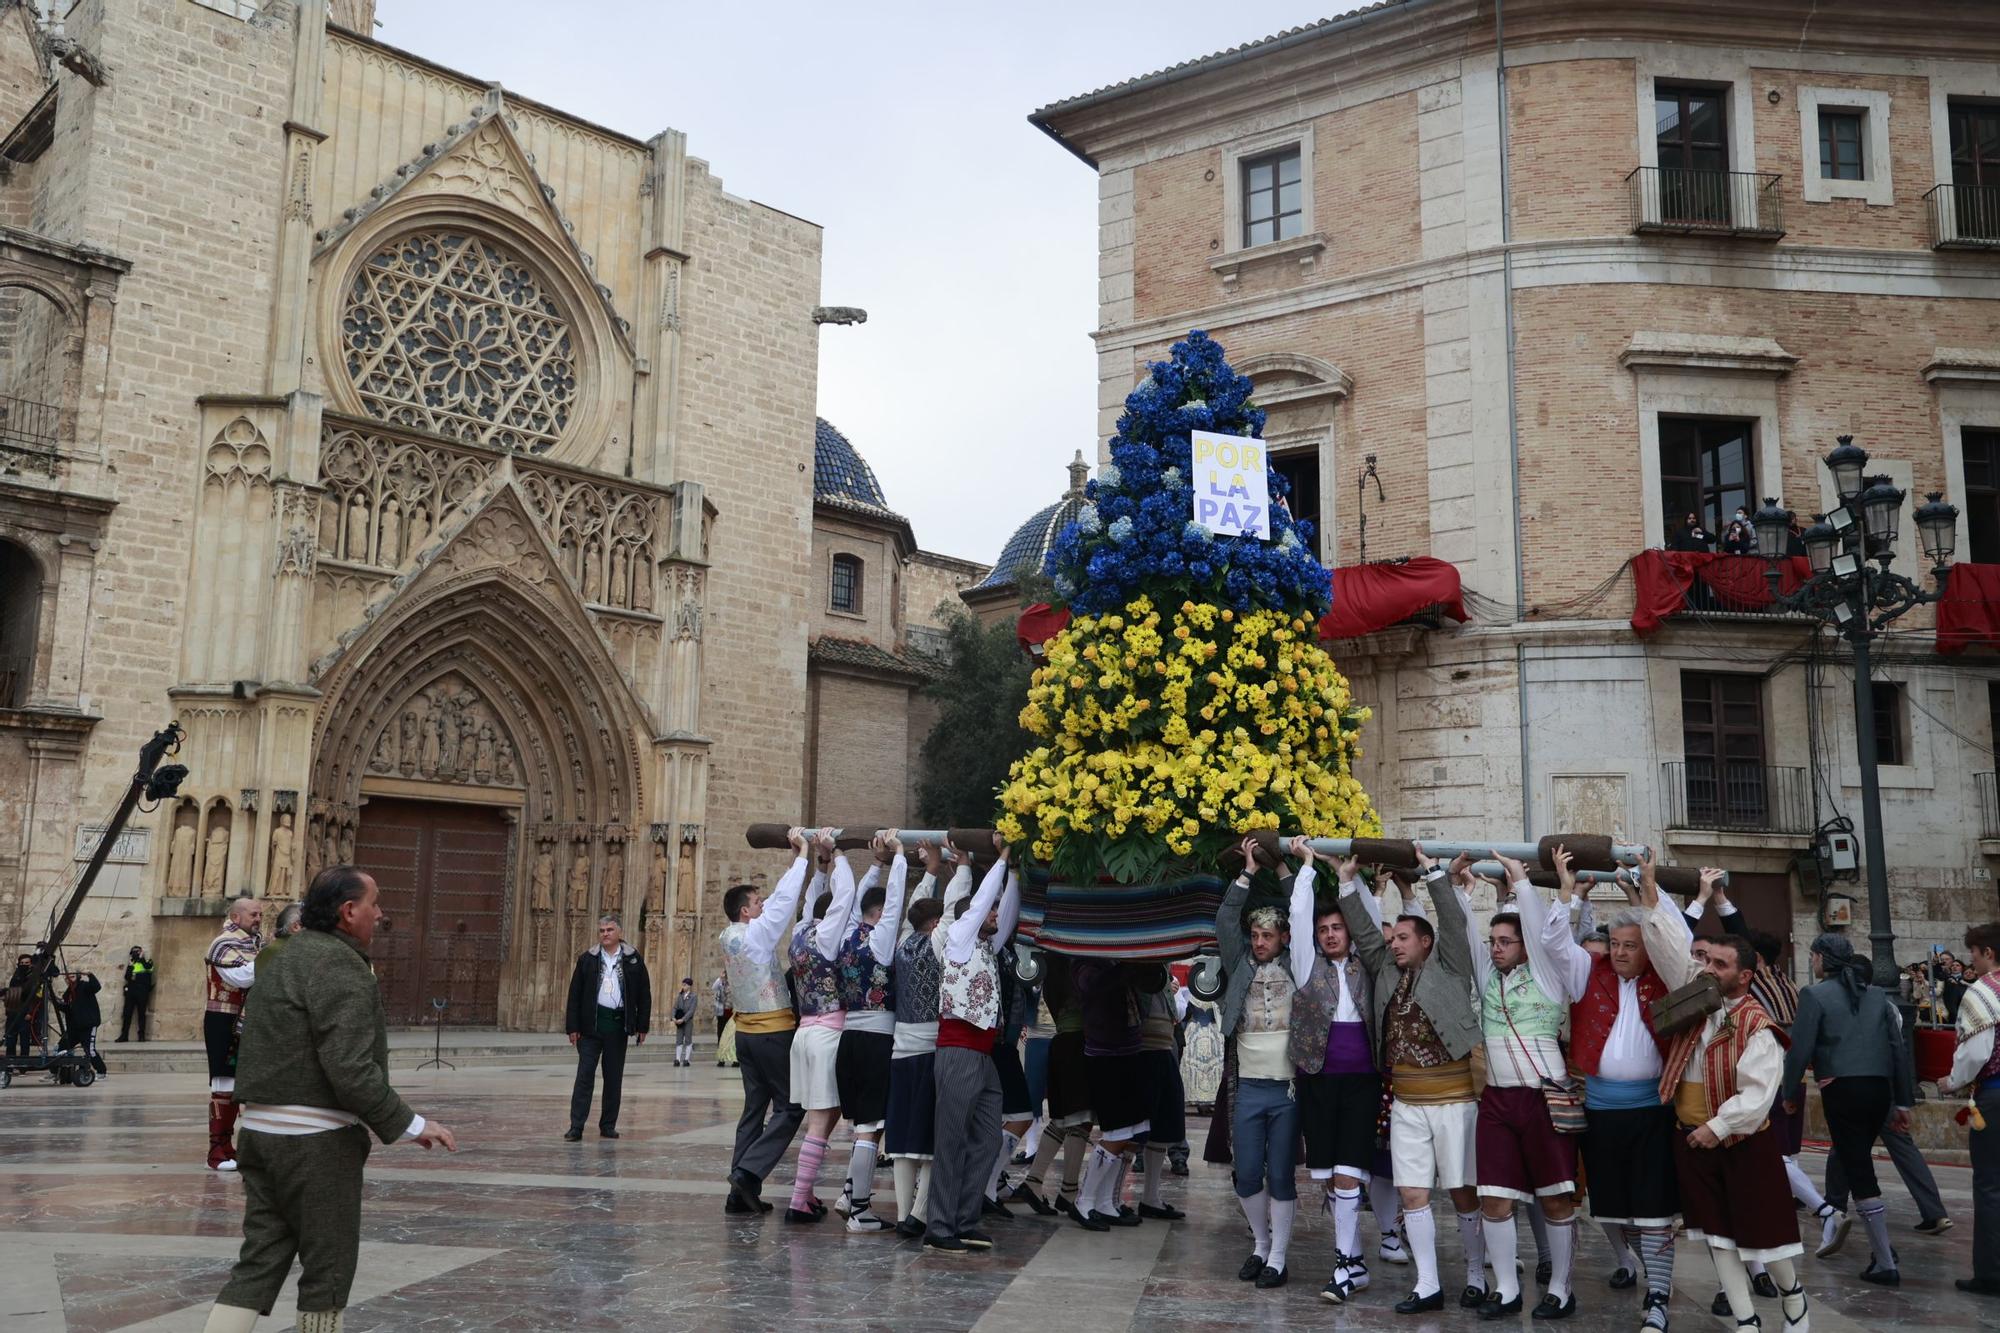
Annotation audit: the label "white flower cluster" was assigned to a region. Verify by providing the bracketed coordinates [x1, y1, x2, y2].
[1077, 503, 1102, 534]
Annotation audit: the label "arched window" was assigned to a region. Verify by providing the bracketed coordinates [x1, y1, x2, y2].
[830, 553, 862, 614]
[0, 539, 41, 708]
[340, 230, 578, 454]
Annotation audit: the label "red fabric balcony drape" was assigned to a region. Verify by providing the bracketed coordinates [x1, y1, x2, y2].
[1630, 549, 1812, 635]
[1936, 562, 2000, 654]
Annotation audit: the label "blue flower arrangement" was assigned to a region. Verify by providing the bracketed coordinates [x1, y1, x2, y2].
[1044, 330, 1333, 617]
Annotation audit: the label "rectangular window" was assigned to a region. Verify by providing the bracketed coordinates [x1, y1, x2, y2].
[1681, 671, 1766, 827]
[829, 554, 860, 614]
[1655, 82, 1730, 224]
[1949, 99, 2000, 239]
[1963, 429, 2000, 564]
[1818, 109, 1865, 181]
[1871, 682, 1907, 766]
[1271, 448, 1321, 560]
[1658, 416, 1754, 541]
[1242, 147, 1304, 248]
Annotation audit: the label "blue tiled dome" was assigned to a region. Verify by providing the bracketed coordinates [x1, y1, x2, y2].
[972, 451, 1092, 592]
[814, 418, 895, 516]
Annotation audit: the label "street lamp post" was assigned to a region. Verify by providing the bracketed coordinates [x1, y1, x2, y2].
[1750, 437, 1960, 989]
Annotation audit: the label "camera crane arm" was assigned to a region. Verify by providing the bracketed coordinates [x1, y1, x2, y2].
[33, 722, 188, 973]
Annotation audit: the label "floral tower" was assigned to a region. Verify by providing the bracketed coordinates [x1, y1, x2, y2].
[995, 332, 1379, 957]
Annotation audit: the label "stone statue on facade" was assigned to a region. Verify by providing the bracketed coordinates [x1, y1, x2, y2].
[167, 821, 196, 895]
[304, 816, 324, 884]
[267, 813, 295, 899]
[530, 843, 555, 913]
[369, 726, 396, 774]
[400, 711, 420, 775]
[346, 495, 370, 563]
[496, 737, 518, 786]
[566, 845, 592, 914]
[421, 713, 443, 775]
[473, 725, 496, 783]
[608, 545, 628, 608]
[378, 496, 402, 567]
[582, 541, 603, 604]
[201, 825, 230, 898]
[632, 563, 653, 612]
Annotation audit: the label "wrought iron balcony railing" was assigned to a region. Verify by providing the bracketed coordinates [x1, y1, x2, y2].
[1662, 760, 1814, 835]
[1627, 167, 1785, 239]
[0, 393, 59, 476]
[1926, 183, 2000, 250]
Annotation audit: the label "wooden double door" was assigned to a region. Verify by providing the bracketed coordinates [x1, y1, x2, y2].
[352, 798, 509, 1026]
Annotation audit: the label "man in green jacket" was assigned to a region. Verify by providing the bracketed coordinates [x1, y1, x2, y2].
[200, 866, 458, 1333]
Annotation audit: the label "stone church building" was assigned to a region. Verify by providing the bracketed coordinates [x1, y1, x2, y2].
[0, 0, 980, 1035]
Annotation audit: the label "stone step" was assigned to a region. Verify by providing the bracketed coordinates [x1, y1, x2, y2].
[93, 1029, 718, 1074]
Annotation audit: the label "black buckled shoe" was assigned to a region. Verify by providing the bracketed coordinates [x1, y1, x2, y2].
[1255, 1265, 1288, 1290]
[982, 1196, 1015, 1220]
[1009, 1183, 1059, 1216]
[1479, 1293, 1524, 1321]
[1238, 1254, 1267, 1282]
[1711, 1291, 1733, 1317]
[783, 1206, 822, 1225]
[959, 1229, 994, 1250]
[1751, 1272, 1780, 1299]
[1075, 1208, 1110, 1232]
[1609, 1267, 1638, 1290]
[1460, 1284, 1490, 1310]
[895, 1215, 925, 1239]
[1395, 1289, 1445, 1315]
[1138, 1202, 1185, 1220]
[1859, 1260, 1900, 1287]
[1532, 1292, 1577, 1321]
[562, 1128, 583, 1142]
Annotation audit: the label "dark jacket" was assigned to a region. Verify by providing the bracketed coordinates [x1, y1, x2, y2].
[234, 928, 418, 1144]
[123, 958, 156, 999]
[671, 988, 697, 1034]
[62, 974, 102, 1029]
[1782, 975, 1915, 1109]
[564, 946, 652, 1036]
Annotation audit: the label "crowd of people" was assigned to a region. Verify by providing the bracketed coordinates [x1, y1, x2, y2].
[710, 829, 2000, 1328]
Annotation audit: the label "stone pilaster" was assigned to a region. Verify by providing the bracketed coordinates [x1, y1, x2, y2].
[633, 130, 689, 485]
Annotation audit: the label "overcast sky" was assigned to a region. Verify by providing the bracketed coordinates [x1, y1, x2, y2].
[375, 2, 1363, 566]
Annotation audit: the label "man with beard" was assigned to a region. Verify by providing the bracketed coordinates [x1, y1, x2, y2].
[204, 897, 265, 1170]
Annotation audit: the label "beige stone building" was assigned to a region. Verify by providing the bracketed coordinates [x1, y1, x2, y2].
[1029, 0, 2000, 963]
[0, 0, 974, 1036]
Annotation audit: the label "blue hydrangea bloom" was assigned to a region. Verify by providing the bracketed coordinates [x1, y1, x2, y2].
[1044, 330, 1333, 617]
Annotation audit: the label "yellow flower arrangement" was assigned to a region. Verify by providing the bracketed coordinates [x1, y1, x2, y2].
[996, 594, 1379, 883]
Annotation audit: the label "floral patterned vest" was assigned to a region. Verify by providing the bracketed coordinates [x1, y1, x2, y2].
[836, 924, 893, 1013]
[937, 938, 1001, 1031]
[719, 921, 793, 1016]
[893, 929, 944, 1024]
[1288, 954, 1373, 1074]
[788, 922, 845, 1018]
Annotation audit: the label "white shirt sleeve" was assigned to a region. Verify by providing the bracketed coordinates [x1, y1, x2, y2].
[1287, 860, 1318, 990]
[867, 854, 909, 964]
[1709, 1026, 1782, 1141]
[945, 858, 1009, 965]
[801, 869, 828, 927]
[1947, 1028, 1996, 1095]
[1515, 878, 1590, 1003]
[744, 856, 808, 963]
[994, 869, 1022, 949]
[857, 862, 884, 896]
[1642, 891, 1698, 990]
[399, 1114, 426, 1142]
[941, 864, 974, 917]
[217, 962, 257, 990]
[813, 854, 860, 958]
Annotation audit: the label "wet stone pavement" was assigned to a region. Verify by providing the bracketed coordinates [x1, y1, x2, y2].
[2, 1059, 1996, 1331]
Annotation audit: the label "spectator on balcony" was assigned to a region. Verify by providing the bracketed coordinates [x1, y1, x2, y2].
[1721, 520, 1756, 556]
[1668, 512, 1715, 553]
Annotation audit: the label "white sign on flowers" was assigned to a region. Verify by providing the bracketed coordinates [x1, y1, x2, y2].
[1190, 430, 1271, 540]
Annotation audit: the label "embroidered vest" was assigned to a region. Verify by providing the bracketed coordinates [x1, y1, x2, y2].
[1568, 955, 1668, 1077]
[204, 925, 261, 1016]
[1960, 971, 2000, 1083]
[718, 921, 793, 1015]
[937, 938, 1000, 1031]
[1289, 954, 1373, 1074]
[1659, 994, 1790, 1144]
[1240, 960, 1293, 1036]
[892, 928, 944, 1024]
[788, 922, 845, 1018]
[836, 923, 893, 1013]
[1483, 963, 1566, 1044]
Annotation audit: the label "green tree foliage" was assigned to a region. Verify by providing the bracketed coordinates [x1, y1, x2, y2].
[916, 609, 1036, 828]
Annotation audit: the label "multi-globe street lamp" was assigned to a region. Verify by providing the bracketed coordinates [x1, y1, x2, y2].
[1749, 436, 1960, 988]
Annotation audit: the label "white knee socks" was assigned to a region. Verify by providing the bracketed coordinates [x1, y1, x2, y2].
[892, 1156, 918, 1220]
[1546, 1215, 1576, 1302]
[1712, 1245, 1755, 1323]
[1484, 1214, 1522, 1302]
[1404, 1206, 1441, 1297]
[1022, 1115, 1043, 1160]
[1370, 1173, 1403, 1238]
[1080, 1144, 1117, 1217]
[1268, 1197, 1297, 1274]
[846, 1138, 878, 1211]
[1141, 1143, 1166, 1206]
[1784, 1155, 1828, 1213]
[913, 1161, 931, 1223]
[1457, 1210, 1487, 1290]
[985, 1129, 1018, 1201]
[1332, 1186, 1363, 1259]
[1240, 1187, 1273, 1260]
[1025, 1122, 1065, 1199]
[1857, 1196, 1896, 1270]
[202, 1307, 259, 1333]
[1060, 1130, 1089, 1202]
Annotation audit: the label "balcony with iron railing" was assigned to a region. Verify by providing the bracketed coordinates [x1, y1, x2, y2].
[1627, 166, 1784, 240]
[1662, 760, 1814, 838]
[0, 393, 60, 477]
[1979, 772, 2000, 843]
[1926, 183, 2000, 250]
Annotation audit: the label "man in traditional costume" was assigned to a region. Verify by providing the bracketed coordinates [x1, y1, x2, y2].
[830, 833, 910, 1232]
[1943, 921, 2000, 1297]
[718, 829, 813, 1215]
[1341, 848, 1484, 1314]
[1649, 896, 1810, 1333]
[886, 847, 956, 1237]
[204, 896, 264, 1171]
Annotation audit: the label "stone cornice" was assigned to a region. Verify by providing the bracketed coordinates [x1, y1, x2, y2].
[1620, 332, 1800, 376]
[1923, 349, 2000, 386]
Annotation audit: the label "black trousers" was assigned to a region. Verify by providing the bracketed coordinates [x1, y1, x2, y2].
[1973, 1087, 2000, 1282]
[569, 1023, 629, 1132]
[119, 993, 150, 1041]
[1820, 1075, 1893, 1202]
[58, 1024, 105, 1074]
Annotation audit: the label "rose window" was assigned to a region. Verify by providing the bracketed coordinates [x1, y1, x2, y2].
[342, 230, 577, 453]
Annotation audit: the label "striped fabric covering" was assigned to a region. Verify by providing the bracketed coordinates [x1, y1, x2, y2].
[1015, 869, 1228, 961]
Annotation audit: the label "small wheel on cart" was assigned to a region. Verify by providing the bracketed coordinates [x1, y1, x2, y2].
[72, 1066, 96, 1088]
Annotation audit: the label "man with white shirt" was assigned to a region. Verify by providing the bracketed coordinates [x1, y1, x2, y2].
[783, 832, 862, 1222]
[199, 866, 457, 1333]
[1647, 876, 1810, 1333]
[923, 837, 1021, 1256]
[887, 846, 958, 1237]
[1944, 921, 2000, 1297]
[830, 832, 910, 1232]
[1537, 848, 1685, 1332]
[562, 913, 652, 1141]
[204, 896, 264, 1171]
[1470, 850, 1584, 1322]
